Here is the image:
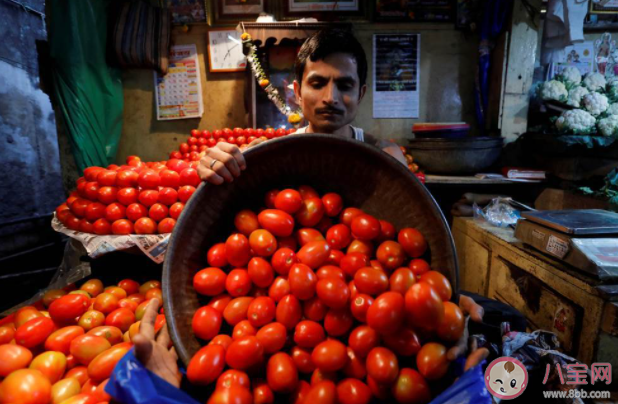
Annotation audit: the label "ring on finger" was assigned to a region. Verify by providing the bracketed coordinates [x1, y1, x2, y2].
[210, 159, 219, 169]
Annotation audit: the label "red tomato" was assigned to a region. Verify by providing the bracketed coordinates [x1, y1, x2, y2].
[354, 267, 389, 296]
[111, 219, 133, 235]
[275, 189, 303, 214]
[291, 346, 315, 374]
[389, 267, 416, 294]
[253, 380, 274, 404]
[97, 187, 117, 205]
[324, 308, 353, 336]
[118, 279, 140, 295]
[93, 293, 119, 315]
[293, 320, 325, 348]
[49, 295, 90, 324]
[80, 279, 103, 297]
[207, 243, 228, 267]
[302, 296, 328, 322]
[70, 335, 111, 365]
[267, 352, 298, 393]
[416, 342, 449, 380]
[351, 214, 380, 241]
[296, 228, 325, 246]
[297, 240, 330, 269]
[192, 306, 222, 340]
[288, 264, 317, 300]
[419, 271, 452, 301]
[126, 203, 147, 222]
[340, 253, 369, 277]
[347, 239, 374, 256]
[138, 190, 159, 207]
[158, 217, 176, 233]
[0, 325, 15, 345]
[223, 297, 254, 326]
[248, 258, 275, 288]
[234, 210, 259, 236]
[194, 267, 227, 296]
[216, 369, 250, 390]
[366, 347, 399, 384]
[304, 380, 336, 404]
[209, 334, 233, 349]
[177, 185, 196, 203]
[275, 294, 302, 330]
[325, 224, 351, 250]
[179, 168, 200, 187]
[29, 351, 66, 383]
[206, 386, 252, 404]
[169, 202, 184, 220]
[64, 366, 89, 386]
[348, 325, 379, 358]
[316, 277, 349, 309]
[270, 248, 298, 276]
[298, 185, 319, 200]
[377, 220, 396, 241]
[336, 379, 371, 404]
[105, 308, 135, 332]
[339, 207, 363, 227]
[316, 265, 345, 281]
[296, 197, 324, 227]
[226, 269, 252, 297]
[255, 322, 286, 354]
[70, 199, 90, 218]
[398, 228, 428, 258]
[225, 336, 263, 370]
[137, 170, 160, 190]
[158, 187, 178, 206]
[0, 344, 33, 377]
[382, 327, 421, 357]
[264, 189, 279, 208]
[84, 167, 104, 182]
[0, 368, 51, 404]
[268, 277, 290, 303]
[86, 326, 123, 345]
[87, 342, 131, 382]
[84, 202, 106, 222]
[105, 286, 128, 300]
[376, 241, 405, 271]
[246, 297, 275, 328]
[50, 377, 81, 403]
[258, 209, 294, 237]
[405, 283, 444, 331]
[78, 219, 94, 233]
[321, 193, 343, 217]
[116, 188, 138, 206]
[187, 344, 225, 385]
[232, 320, 257, 340]
[350, 294, 374, 323]
[249, 229, 278, 257]
[97, 170, 117, 186]
[159, 169, 181, 188]
[436, 301, 465, 342]
[392, 368, 431, 404]
[225, 234, 251, 267]
[310, 369, 338, 385]
[366, 291, 405, 334]
[148, 203, 169, 222]
[343, 347, 367, 380]
[116, 170, 139, 188]
[311, 340, 348, 372]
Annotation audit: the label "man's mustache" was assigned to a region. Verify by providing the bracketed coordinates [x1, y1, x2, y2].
[315, 107, 344, 115]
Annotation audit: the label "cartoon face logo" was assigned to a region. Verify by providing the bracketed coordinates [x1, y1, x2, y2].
[485, 357, 528, 400]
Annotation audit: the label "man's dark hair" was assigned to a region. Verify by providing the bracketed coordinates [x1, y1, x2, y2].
[295, 29, 367, 89]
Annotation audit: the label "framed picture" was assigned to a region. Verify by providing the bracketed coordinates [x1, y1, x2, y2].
[211, 0, 266, 24]
[287, 0, 359, 12]
[207, 28, 247, 72]
[590, 0, 618, 14]
[375, 0, 455, 22]
[167, 0, 207, 24]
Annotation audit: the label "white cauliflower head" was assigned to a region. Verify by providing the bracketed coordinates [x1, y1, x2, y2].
[540, 80, 568, 102]
[559, 66, 582, 85]
[582, 92, 609, 116]
[566, 86, 589, 107]
[555, 109, 596, 133]
[583, 72, 607, 91]
[597, 115, 618, 136]
[608, 103, 618, 115]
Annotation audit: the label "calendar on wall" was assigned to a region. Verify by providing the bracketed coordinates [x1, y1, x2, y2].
[154, 44, 204, 120]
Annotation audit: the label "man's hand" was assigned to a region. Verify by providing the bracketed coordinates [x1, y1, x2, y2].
[197, 139, 263, 185]
[447, 295, 489, 371]
[133, 299, 181, 388]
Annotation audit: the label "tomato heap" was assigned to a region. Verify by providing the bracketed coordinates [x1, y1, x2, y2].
[169, 127, 296, 162]
[188, 186, 464, 404]
[0, 278, 163, 404]
[55, 156, 200, 235]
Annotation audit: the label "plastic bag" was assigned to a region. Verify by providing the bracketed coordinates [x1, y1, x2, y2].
[473, 197, 521, 228]
[429, 361, 492, 404]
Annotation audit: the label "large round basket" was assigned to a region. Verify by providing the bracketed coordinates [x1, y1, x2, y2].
[163, 134, 459, 366]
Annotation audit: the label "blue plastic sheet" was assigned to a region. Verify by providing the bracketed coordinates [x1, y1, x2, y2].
[106, 349, 199, 404]
[430, 361, 493, 404]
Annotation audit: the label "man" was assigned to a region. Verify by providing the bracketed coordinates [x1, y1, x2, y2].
[134, 29, 489, 390]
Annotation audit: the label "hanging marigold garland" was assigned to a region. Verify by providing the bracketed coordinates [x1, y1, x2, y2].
[241, 32, 303, 126]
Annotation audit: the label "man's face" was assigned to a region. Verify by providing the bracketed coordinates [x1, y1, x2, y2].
[294, 52, 366, 134]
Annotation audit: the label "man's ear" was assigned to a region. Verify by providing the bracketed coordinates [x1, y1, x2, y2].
[293, 80, 301, 103]
[358, 84, 367, 102]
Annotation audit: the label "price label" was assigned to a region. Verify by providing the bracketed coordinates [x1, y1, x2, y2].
[546, 235, 570, 259]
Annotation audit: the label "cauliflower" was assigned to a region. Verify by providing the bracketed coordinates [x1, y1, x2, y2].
[608, 103, 618, 115]
[583, 72, 607, 91]
[555, 109, 596, 133]
[597, 115, 618, 136]
[558, 66, 582, 85]
[582, 92, 609, 116]
[566, 86, 589, 107]
[540, 80, 568, 102]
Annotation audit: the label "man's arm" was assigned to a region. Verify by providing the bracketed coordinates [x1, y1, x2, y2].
[378, 139, 407, 166]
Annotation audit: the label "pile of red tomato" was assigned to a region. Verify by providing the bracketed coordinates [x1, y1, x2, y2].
[0, 278, 163, 404]
[188, 186, 464, 404]
[55, 156, 199, 235]
[169, 127, 296, 162]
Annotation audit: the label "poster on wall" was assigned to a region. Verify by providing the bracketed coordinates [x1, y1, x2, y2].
[167, 0, 207, 24]
[288, 0, 359, 12]
[154, 44, 204, 120]
[373, 34, 420, 119]
[375, 0, 454, 22]
[548, 41, 595, 78]
[590, 0, 618, 14]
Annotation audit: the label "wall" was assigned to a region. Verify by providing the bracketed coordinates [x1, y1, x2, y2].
[118, 23, 478, 163]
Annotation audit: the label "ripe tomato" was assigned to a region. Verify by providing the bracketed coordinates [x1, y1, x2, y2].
[275, 294, 302, 330]
[392, 368, 431, 404]
[253, 380, 274, 404]
[29, 351, 66, 383]
[0, 325, 15, 345]
[293, 320, 325, 348]
[45, 326, 84, 355]
[116, 170, 139, 188]
[192, 306, 222, 340]
[15, 317, 55, 348]
[416, 342, 449, 380]
[80, 279, 103, 297]
[105, 286, 128, 300]
[177, 185, 196, 203]
[0, 368, 51, 404]
[148, 203, 169, 222]
[297, 240, 330, 269]
[97, 187, 117, 205]
[87, 342, 131, 382]
[296, 197, 324, 227]
[105, 308, 135, 332]
[389, 267, 416, 294]
[263, 189, 279, 208]
[206, 386, 252, 404]
[405, 283, 444, 331]
[179, 168, 200, 187]
[225, 234, 251, 267]
[256, 322, 286, 354]
[366, 291, 405, 334]
[158, 187, 178, 206]
[84, 202, 106, 222]
[234, 209, 259, 236]
[194, 267, 227, 296]
[325, 224, 351, 250]
[0, 344, 33, 377]
[208, 335, 233, 350]
[436, 301, 464, 342]
[207, 243, 228, 267]
[125, 203, 147, 222]
[296, 228, 324, 246]
[117, 279, 139, 295]
[376, 241, 405, 271]
[249, 229, 277, 256]
[316, 265, 345, 281]
[86, 326, 123, 345]
[116, 188, 138, 206]
[158, 217, 176, 233]
[340, 253, 369, 277]
[248, 258, 275, 288]
[288, 263, 317, 300]
[50, 377, 81, 404]
[64, 366, 89, 386]
[350, 294, 373, 323]
[302, 296, 328, 322]
[366, 347, 399, 384]
[321, 193, 343, 217]
[111, 219, 133, 235]
[298, 185, 319, 200]
[268, 277, 290, 302]
[158, 169, 180, 188]
[275, 189, 303, 214]
[84, 167, 104, 182]
[169, 202, 185, 220]
[351, 214, 380, 241]
[409, 258, 430, 277]
[419, 271, 452, 301]
[223, 297, 253, 326]
[311, 340, 348, 372]
[343, 348, 366, 380]
[382, 327, 421, 357]
[339, 207, 362, 227]
[266, 352, 298, 393]
[336, 379, 371, 404]
[97, 170, 117, 186]
[270, 248, 298, 276]
[137, 170, 160, 190]
[347, 239, 374, 256]
[225, 336, 263, 370]
[258, 209, 294, 237]
[187, 344, 225, 385]
[93, 293, 119, 314]
[70, 199, 90, 218]
[70, 335, 111, 365]
[324, 308, 353, 336]
[226, 269, 252, 297]
[216, 369, 250, 390]
[246, 296, 275, 328]
[232, 320, 257, 340]
[316, 277, 349, 309]
[354, 267, 389, 296]
[348, 325, 379, 359]
[398, 228, 428, 258]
